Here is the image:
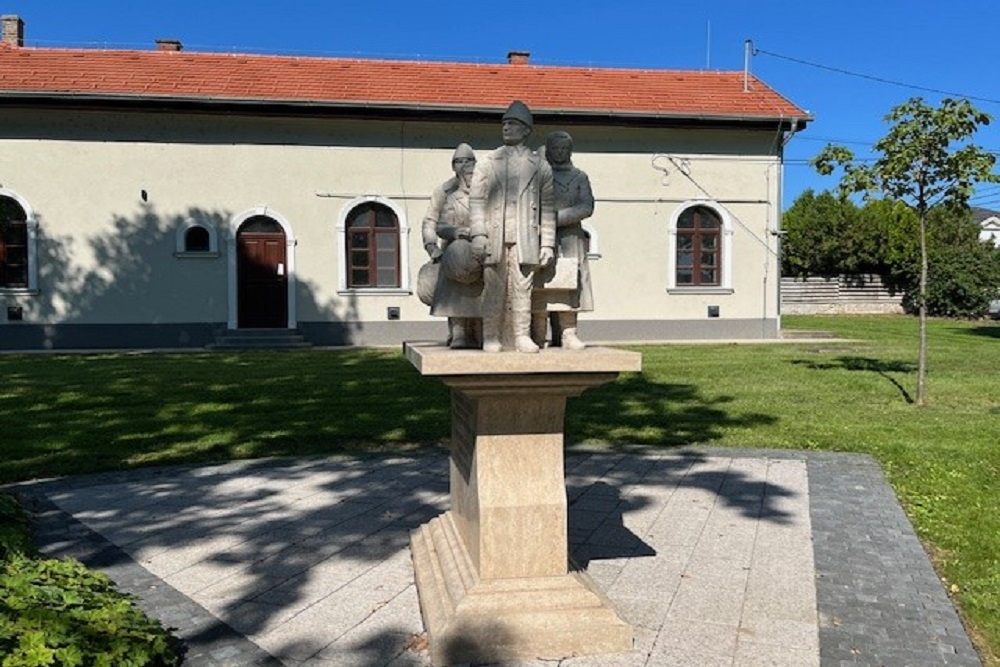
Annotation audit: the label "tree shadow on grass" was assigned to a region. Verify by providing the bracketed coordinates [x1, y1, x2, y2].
[0, 350, 452, 483]
[0, 357, 774, 484]
[791, 355, 916, 404]
[958, 324, 1000, 339]
[567, 373, 778, 447]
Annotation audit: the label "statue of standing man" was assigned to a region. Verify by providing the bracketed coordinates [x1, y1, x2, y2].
[532, 131, 595, 349]
[470, 101, 556, 353]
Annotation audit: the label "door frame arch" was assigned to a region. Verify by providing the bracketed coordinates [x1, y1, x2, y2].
[227, 206, 297, 330]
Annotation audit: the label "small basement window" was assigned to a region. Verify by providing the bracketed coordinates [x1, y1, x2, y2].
[174, 220, 219, 257]
[185, 226, 210, 252]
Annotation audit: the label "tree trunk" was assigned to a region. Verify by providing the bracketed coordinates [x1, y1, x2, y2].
[917, 210, 928, 407]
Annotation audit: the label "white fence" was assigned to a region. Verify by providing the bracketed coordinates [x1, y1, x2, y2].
[780, 275, 904, 314]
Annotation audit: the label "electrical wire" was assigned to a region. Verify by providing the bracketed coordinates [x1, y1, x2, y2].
[970, 185, 1000, 199]
[795, 136, 875, 147]
[970, 195, 1000, 207]
[753, 46, 1000, 106]
[743, 43, 1000, 208]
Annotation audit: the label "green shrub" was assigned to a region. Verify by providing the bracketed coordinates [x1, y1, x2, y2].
[897, 239, 1000, 318]
[0, 493, 180, 667]
[0, 494, 35, 559]
[0, 555, 179, 667]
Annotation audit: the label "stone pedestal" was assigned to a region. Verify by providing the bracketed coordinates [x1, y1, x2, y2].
[404, 343, 642, 665]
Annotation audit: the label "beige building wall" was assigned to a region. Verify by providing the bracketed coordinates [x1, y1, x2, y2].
[0, 108, 784, 347]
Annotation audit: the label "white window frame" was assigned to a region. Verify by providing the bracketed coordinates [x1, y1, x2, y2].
[226, 206, 298, 330]
[174, 218, 219, 257]
[0, 188, 39, 295]
[666, 199, 734, 294]
[979, 215, 1000, 247]
[336, 195, 411, 295]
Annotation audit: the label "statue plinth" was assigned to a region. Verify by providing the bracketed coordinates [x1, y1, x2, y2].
[404, 342, 641, 665]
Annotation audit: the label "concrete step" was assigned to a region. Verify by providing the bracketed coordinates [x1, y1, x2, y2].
[779, 329, 837, 340]
[208, 329, 312, 350]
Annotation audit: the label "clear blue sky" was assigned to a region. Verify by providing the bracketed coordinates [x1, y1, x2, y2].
[5, 0, 1000, 209]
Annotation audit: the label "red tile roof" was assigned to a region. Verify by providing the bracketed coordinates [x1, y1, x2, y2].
[0, 46, 810, 125]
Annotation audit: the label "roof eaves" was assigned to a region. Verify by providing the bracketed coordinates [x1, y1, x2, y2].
[528, 106, 813, 129]
[0, 90, 812, 129]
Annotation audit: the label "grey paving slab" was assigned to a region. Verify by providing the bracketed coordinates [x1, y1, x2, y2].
[6, 448, 984, 667]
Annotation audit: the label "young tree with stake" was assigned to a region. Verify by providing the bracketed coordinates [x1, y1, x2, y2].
[813, 97, 999, 406]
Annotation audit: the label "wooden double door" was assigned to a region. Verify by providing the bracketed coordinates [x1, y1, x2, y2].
[237, 216, 288, 329]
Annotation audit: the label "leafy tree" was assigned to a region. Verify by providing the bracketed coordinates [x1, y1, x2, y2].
[782, 189, 859, 276]
[852, 198, 913, 278]
[889, 206, 1000, 317]
[813, 97, 999, 406]
[782, 191, 909, 279]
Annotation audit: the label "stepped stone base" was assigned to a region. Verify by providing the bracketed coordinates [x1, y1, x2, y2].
[410, 511, 631, 665]
[405, 343, 640, 665]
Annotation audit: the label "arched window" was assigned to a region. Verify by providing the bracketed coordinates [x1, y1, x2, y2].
[667, 201, 733, 292]
[345, 201, 400, 288]
[0, 196, 28, 288]
[335, 195, 410, 294]
[676, 205, 721, 286]
[0, 192, 37, 292]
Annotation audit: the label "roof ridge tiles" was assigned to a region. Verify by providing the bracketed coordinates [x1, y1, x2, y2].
[5, 44, 750, 74]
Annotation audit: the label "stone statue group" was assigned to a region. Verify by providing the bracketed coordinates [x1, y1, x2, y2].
[419, 100, 594, 353]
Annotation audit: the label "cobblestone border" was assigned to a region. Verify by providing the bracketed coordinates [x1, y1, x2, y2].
[807, 452, 982, 666]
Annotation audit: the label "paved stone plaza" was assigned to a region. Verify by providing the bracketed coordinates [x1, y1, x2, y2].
[10, 447, 983, 666]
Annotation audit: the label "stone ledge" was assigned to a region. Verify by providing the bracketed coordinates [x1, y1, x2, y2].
[403, 342, 642, 376]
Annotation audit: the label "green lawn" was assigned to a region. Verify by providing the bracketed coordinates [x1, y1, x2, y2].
[1, 315, 998, 664]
